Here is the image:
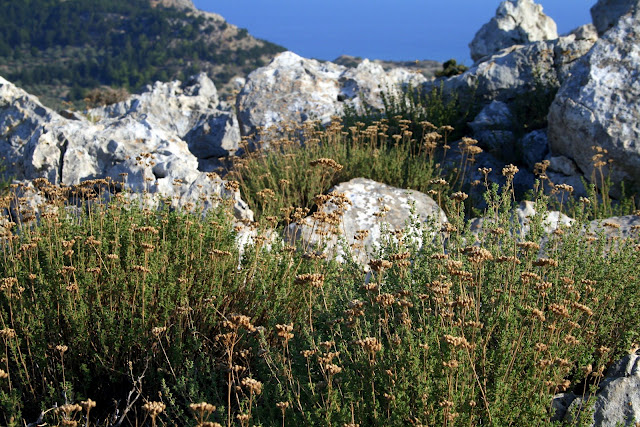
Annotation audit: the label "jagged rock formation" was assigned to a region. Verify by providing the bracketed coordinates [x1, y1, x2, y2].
[236, 51, 427, 136]
[469, 0, 558, 63]
[0, 74, 252, 220]
[548, 7, 640, 193]
[429, 27, 596, 104]
[89, 73, 240, 160]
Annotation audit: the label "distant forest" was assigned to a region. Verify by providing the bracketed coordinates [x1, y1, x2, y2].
[0, 0, 285, 106]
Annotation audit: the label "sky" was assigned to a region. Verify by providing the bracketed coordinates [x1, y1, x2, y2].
[192, 0, 593, 65]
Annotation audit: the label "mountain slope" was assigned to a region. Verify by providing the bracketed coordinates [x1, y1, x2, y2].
[0, 0, 285, 108]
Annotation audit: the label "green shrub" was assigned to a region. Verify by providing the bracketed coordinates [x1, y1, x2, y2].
[0, 176, 638, 425]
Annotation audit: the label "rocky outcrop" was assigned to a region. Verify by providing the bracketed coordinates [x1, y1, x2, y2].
[286, 178, 447, 263]
[236, 51, 427, 136]
[0, 75, 252, 221]
[90, 73, 240, 159]
[590, 0, 638, 36]
[547, 8, 640, 193]
[429, 29, 595, 105]
[470, 0, 558, 63]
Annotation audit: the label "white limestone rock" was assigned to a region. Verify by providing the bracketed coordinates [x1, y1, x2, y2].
[236, 51, 427, 136]
[286, 178, 447, 263]
[469, 0, 558, 63]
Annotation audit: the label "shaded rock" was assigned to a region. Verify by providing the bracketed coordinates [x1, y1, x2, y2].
[590, 0, 638, 36]
[469, 101, 516, 158]
[236, 51, 427, 136]
[470, 0, 558, 63]
[548, 8, 640, 193]
[564, 351, 640, 426]
[519, 129, 549, 169]
[548, 155, 579, 176]
[286, 178, 447, 263]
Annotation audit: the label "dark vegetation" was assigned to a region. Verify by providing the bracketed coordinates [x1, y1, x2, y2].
[0, 0, 285, 108]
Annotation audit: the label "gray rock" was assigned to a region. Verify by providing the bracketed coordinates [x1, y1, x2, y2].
[470, 0, 558, 63]
[90, 73, 240, 158]
[547, 8, 640, 193]
[429, 32, 594, 105]
[469, 100, 514, 133]
[469, 101, 517, 158]
[565, 352, 640, 426]
[520, 129, 549, 169]
[590, 0, 638, 36]
[236, 51, 427, 136]
[0, 75, 252, 222]
[286, 178, 447, 263]
[548, 155, 579, 176]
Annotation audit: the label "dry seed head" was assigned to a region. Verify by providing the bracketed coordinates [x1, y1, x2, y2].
[276, 401, 290, 411]
[152, 326, 167, 337]
[0, 369, 8, 379]
[563, 335, 580, 346]
[531, 308, 546, 322]
[452, 191, 468, 202]
[462, 246, 493, 263]
[241, 377, 263, 395]
[56, 344, 69, 354]
[294, 273, 324, 288]
[0, 328, 16, 339]
[549, 303, 570, 318]
[357, 337, 383, 354]
[143, 401, 166, 417]
[375, 293, 395, 307]
[533, 258, 559, 267]
[309, 158, 344, 171]
[324, 363, 343, 375]
[534, 343, 548, 352]
[502, 164, 519, 178]
[517, 241, 540, 251]
[442, 359, 459, 369]
[80, 399, 96, 411]
[275, 323, 294, 341]
[369, 259, 393, 272]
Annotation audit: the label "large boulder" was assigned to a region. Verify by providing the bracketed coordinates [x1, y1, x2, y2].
[470, 0, 558, 63]
[0, 75, 252, 221]
[429, 28, 596, 105]
[590, 0, 638, 36]
[547, 8, 640, 193]
[236, 51, 427, 136]
[286, 178, 447, 263]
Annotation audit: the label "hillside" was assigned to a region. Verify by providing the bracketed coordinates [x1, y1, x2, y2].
[0, 0, 285, 108]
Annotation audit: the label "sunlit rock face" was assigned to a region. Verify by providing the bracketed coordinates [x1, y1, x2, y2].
[469, 0, 558, 63]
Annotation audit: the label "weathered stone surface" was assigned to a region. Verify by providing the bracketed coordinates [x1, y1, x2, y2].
[429, 31, 594, 105]
[547, 8, 640, 193]
[590, 0, 638, 36]
[0, 75, 252, 221]
[90, 73, 240, 158]
[562, 351, 640, 426]
[470, 0, 558, 63]
[236, 51, 427, 136]
[286, 178, 447, 263]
